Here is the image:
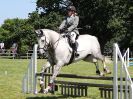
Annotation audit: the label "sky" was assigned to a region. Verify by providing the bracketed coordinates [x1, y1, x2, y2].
[0, 0, 36, 26]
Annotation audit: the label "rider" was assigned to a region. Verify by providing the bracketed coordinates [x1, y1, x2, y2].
[59, 5, 79, 57]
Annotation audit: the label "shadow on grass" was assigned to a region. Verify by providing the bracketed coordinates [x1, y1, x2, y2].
[26, 95, 80, 99]
[27, 96, 64, 99]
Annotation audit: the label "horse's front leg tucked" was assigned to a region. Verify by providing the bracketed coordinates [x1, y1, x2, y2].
[39, 61, 51, 93]
[41, 61, 51, 73]
[44, 61, 64, 94]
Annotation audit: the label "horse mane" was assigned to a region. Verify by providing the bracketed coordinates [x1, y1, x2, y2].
[41, 29, 98, 42]
[42, 29, 60, 35]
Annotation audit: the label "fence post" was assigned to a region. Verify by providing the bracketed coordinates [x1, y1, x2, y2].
[113, 43, 133, 99]
[22, 44, 38, 94]
[33, 44, 38, 94]
[113, 43, 118, 99]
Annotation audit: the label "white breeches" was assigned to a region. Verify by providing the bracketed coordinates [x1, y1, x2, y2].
[70, 32, 77, 43]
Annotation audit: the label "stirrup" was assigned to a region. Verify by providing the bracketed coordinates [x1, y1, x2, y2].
[75, 52, 79, 57]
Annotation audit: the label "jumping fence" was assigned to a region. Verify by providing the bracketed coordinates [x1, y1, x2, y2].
[22, 43, 133, 99]
[113, 43, 133, 99]
[22, 44, 38, 94]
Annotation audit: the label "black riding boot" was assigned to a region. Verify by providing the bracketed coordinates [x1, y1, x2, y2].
[72, 43, 79, 57]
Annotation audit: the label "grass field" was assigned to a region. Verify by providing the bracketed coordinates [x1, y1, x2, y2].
[0, 58, 133, 99]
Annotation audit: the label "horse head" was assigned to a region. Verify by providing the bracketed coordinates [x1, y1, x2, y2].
[35, 29, 50, 54]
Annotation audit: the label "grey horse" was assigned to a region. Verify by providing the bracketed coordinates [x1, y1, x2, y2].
[35, 29, 111, 93]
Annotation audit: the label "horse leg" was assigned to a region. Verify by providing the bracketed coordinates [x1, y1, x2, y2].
[94, 62, 105, 76]
[41, 61, 51, 73]
[39, 61, 51, 93]
[83, 55, 104, 76]
[96, 54, 111, 75]
[94, 62, 100, 75]
[43, 61, 64, 93]
[102, 60, 111, 74]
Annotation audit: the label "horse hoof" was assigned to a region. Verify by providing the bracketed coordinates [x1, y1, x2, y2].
[43, 89, 48, 94]
[104, 67, 111, 74]
[107, 71, 111, 74]
[104, 69, 111, 74]
[38, 77, 43, 80]
[96, 70, 100, 75]
[100, 72, 105, 76]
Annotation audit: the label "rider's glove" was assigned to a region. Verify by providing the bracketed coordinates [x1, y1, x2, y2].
[59, 29, 65, 33]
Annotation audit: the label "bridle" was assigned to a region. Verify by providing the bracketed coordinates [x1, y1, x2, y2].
[38, 34, 50, 52]
[37, 31, 64, 52]
[37, 29, 72, 54]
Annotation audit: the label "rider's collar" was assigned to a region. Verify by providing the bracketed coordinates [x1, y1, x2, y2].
[68, 14, 74, 18]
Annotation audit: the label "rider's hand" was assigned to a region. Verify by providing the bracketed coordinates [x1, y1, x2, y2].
[59, 29, 65, 33]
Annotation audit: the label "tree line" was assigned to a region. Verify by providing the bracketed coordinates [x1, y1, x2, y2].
[0, 0, 133, 54]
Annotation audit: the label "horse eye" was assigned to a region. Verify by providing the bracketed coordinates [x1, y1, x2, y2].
[41, 40, 45, 42]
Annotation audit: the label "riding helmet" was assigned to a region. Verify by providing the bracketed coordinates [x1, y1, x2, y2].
[67, 6, 76, 12]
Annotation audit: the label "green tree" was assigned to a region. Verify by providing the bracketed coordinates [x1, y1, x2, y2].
[0, 18, 36, 53]
[1, 0, 133, 54]
[71, 0, 132, 51]
[28, 11, 63, 31]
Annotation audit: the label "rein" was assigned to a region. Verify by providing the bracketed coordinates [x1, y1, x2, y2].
[39, 33, 65, 51]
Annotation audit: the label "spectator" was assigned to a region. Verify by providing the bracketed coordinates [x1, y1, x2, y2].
[0, 41, 5, 53]
[0, 41, 4, 49]
[11, 42, 18, 58]
[11, 42, 18, 53]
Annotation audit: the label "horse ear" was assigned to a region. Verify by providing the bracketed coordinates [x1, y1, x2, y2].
[35, 29, 43, 37]
[35, 30, 38, 34]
